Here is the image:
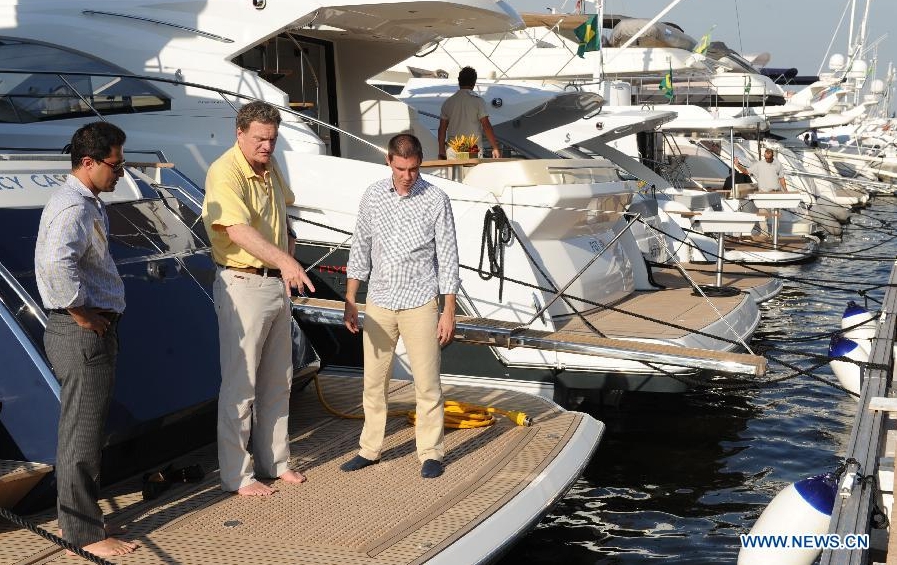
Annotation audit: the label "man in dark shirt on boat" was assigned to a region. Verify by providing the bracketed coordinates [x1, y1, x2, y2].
[342, 133, 460, 479]
[203, 101, 315, 496]
[734, 149, 787, 192]
[34, 122, 139, 557]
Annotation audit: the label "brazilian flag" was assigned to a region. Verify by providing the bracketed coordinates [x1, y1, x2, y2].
[694, 25, 715, 55]
[574, 14, 600, 58]
[659, 63, 674, 102]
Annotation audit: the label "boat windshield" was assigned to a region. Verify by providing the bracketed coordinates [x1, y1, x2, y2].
[0, 39, 171, 123]
[0, 186, 217, 433]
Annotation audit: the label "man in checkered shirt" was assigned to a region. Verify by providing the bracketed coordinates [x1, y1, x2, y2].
[342, 133, 460, 479]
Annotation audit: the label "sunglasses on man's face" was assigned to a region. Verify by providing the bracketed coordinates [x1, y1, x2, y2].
[97, 158, 126, 173]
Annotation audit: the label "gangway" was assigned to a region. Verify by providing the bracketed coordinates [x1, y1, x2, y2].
[292, 297, 767, 377]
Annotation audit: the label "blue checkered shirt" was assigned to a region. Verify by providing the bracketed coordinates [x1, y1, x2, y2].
[34, 175, 125, 313]
[347, 175, 460, 310]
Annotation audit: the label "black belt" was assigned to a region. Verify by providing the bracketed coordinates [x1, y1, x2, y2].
[49, 309, 122, 322]
[221, 265, 282, 278]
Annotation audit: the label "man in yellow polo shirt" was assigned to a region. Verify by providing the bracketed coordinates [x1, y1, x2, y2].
[202, 101, 315, 496]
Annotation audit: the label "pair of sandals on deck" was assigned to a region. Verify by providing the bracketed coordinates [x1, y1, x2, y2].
[141, 464, 205, 501]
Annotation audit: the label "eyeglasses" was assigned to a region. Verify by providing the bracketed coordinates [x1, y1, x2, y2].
[97, 159, 127, 173]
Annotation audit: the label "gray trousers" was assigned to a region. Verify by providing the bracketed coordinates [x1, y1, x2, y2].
[45, 312, 118, 548]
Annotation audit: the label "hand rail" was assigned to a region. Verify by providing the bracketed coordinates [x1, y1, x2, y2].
[0, 261, 47, 329]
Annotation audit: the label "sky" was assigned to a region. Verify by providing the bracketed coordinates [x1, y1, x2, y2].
[510, 0, 896, 96]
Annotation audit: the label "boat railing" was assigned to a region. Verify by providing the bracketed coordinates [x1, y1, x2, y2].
[123, 150, 207, 213]
[611, 71, 768, 113]
[0, 259, 48, 356]
[634, 72, 719, 108]
[0, 68, 388, 158]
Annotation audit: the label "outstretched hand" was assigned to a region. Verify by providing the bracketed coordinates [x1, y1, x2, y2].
[281, 259, 315, 296]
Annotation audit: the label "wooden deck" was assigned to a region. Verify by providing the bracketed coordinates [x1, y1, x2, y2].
[724, 234, 817, 254]
[650, 262, 779, 293]
[291, 297, 767, 375]
[0, 375, 586, 565]
[554, 285, 749, 340]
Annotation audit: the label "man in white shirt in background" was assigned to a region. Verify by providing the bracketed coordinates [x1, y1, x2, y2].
[437, 66, 501, 160]
[734, 148, 787, 192]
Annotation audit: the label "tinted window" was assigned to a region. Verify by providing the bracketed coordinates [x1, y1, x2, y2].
[0, 39, 171, 123]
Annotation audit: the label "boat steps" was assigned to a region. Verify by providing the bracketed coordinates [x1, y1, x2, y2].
[0, 461, 52, 510]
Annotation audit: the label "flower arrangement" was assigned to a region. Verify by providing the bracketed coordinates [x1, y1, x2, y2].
[447, 134, 479, 156]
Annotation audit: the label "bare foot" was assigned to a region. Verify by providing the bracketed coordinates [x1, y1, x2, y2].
[65, 537, 139, 557]
[235, 481, 276, 496]
[279, 469, 307, 484]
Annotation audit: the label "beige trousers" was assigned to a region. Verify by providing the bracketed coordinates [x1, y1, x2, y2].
[359, 299, 444, 463]
[214, 268, 293, 491]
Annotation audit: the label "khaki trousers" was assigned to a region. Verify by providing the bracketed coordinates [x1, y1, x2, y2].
[214, 268, 293, 491]
[359, 299, 444, 463]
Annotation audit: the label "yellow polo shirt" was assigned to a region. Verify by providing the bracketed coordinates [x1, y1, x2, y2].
[202, 142, 295, 268]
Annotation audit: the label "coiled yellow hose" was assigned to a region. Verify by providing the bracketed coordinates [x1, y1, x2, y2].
[313, 374, 532, 428]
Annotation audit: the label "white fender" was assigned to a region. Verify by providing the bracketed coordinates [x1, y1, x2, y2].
[829, 335, 871, 396]
[738, 473, 837, 565]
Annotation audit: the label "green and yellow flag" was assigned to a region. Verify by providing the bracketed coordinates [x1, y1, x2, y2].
[574, 14, 600, 58]
[659, 63, 674, 102]
[694, 25, 715, 55]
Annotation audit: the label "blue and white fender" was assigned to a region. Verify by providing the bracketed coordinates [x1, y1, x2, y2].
[829, 334, 871, 396]
[738, 473, 838, 565]
[841, 301, 876, 342]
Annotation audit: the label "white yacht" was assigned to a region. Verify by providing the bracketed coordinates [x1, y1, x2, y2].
[382, 13, 789, 109]
[393, 77, 787, 291]
[0, 151, 606, 565]
[0, 1, 766, 398]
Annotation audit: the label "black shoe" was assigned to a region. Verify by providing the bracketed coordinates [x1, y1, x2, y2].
[421, 459, 444, 479]
[141, 471, 171, 501]
[340, 455, 379, 472]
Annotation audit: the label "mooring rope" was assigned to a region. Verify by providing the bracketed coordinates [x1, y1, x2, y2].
[477, 206, 513, 302]
[0, 506, 115, 565]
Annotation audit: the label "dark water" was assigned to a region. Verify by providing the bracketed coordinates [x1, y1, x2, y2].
[498, 198, 897, 564]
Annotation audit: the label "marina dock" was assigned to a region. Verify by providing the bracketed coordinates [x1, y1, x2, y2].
[822, 260, 897, 564]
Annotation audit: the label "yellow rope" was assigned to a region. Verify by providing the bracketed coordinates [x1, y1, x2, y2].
[312, 374, 532, 429]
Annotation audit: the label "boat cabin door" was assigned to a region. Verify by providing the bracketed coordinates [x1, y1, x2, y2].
[235, 34, 341, 156]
